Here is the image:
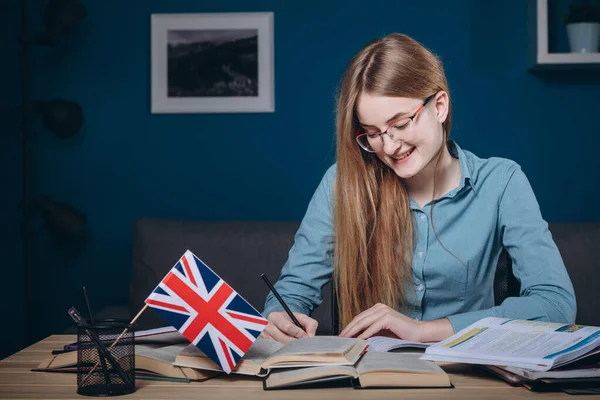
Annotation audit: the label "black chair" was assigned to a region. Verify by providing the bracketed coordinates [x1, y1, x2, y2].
[493, 249, 520, 308]
[129, 218, 335, 335]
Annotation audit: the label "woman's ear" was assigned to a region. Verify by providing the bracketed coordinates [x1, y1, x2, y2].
[433, 91, 449, 124]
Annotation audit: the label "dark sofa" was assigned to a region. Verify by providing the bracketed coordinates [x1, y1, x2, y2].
[102, 218, 600, 334]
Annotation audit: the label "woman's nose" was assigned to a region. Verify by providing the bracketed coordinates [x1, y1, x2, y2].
[382, 133, 403, 154]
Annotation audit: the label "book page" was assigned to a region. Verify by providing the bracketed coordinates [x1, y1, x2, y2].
[423, 318, 600, 371]
[178, 338, 284, 364]
[37, 343, 184, 371]
[434, 328, 599, 359]
[367, 336, 434, 352]
[356, 352, 445, 375]
[264, 365, 358, 389]
[482, 318, 591, 334]
[135, 331, 188, 345]
[270, 337, 360, 357]
[243, 338, 286, 363]
[504, 354, 600, 380]
[136, 343, 188, 364]
[136, 326, 177, 337]
[71, 329, 185, 349]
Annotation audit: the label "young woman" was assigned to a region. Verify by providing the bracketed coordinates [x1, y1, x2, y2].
[261, 33, 576, 344]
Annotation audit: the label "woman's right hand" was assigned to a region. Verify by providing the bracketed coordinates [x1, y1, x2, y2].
[259, 311, 318, 343]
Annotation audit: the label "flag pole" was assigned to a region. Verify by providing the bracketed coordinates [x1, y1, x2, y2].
[81, 304, 149, 384]
[110, 304, 148, 346]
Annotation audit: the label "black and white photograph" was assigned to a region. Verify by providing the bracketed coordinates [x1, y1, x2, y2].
[151, 12, 274, 113]
[167, 29, 258, 98]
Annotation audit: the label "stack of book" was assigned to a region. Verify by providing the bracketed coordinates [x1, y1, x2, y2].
[34, 328, 451, 389]
[37, 317, 600, 393]
[173, 336, 450, 389]
[421, 317, 600, 394]
[34, 327, 217, 383]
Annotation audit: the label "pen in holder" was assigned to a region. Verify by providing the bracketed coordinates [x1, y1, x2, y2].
[76, 318, 136, 397]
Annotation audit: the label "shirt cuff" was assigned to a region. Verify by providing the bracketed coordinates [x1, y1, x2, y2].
[262, 303, 284, 319]
[262, 294, 310, 319]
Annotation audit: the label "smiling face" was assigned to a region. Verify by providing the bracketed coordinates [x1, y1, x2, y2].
[355, 92, 449, 181]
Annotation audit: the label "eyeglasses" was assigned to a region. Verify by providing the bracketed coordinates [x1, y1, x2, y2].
[355, 94, 435, 153]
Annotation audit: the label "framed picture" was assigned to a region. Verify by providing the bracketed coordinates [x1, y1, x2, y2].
[151, 12, 274, 113]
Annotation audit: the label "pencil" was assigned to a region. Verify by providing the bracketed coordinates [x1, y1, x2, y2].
[261, 273, 305, 331]
[83, 286, 95, 326]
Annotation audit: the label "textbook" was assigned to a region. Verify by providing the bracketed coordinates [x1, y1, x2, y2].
[482, 365, 600, 394]
[174, 337, 369, 377]
[263, 352, 451, 389]
[487, 354, 600, 381]
[421, 317, 600, 371]
[34, 343, 217, 381]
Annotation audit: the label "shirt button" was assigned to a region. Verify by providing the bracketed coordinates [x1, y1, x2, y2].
[420, 215, 426, 221]
[418, 251, 424, 258]
[417, 283, 424, 291]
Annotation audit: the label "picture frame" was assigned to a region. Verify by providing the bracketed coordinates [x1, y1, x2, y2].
[151, 12, 274, 113]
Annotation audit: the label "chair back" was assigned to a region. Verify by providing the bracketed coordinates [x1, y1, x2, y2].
[131, 218, 335, 334]
[132, 218, 600, 335]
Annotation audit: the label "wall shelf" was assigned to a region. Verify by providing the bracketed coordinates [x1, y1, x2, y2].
[530, 0, 600, 71]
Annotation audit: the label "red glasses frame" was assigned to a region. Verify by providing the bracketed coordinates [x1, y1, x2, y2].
[355, 94, 435, 152]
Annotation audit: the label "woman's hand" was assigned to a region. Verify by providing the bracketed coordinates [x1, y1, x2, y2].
[259, 311, 318, 344]
[338, 303, 453, 342]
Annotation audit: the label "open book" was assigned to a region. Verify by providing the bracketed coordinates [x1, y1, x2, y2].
[34, 343, 216, 381]
[366, 336, 434, 352]
[264, 352, 451, 389]
[174, 337, 369, 377]
[421, 317, 600, 372]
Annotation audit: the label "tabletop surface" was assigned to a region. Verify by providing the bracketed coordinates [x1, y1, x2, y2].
[0, 335, 591, 399]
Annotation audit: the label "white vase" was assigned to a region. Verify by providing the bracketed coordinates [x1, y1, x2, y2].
[566, 22, 600, 53]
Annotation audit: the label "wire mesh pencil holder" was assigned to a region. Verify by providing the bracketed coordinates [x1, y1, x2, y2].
[76, 319, 136, 397]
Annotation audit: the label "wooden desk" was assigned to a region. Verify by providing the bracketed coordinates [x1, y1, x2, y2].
[0, 335, 586, 399]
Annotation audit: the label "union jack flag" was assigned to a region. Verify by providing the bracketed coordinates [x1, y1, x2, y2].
[145, 250, 268, 373]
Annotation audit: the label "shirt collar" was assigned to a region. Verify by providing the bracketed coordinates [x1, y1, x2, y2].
[448, 140, 476, 193]
[408, 140, 476, 210]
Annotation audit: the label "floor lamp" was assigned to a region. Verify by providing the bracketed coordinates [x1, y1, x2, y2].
[20, 0, 87, 345]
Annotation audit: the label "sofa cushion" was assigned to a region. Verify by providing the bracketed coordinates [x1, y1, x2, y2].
[130, 218, 334, 334]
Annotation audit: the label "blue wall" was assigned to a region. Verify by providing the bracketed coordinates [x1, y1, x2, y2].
[1, 0, 599, 359]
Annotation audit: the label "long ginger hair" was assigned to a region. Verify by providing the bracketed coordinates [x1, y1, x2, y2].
[334, 33, 452, 329]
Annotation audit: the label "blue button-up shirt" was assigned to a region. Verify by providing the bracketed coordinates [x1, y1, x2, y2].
[263, 141, 576, 333]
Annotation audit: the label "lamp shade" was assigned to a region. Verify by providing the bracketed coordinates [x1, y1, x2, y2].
[35, 99, 84, 138]
[32, 196, 87, 240]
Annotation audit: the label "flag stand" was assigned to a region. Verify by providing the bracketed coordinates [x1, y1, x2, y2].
[80, 305, 148, 384]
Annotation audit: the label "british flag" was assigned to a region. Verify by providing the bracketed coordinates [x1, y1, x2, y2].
[145, 250, 268, 373]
